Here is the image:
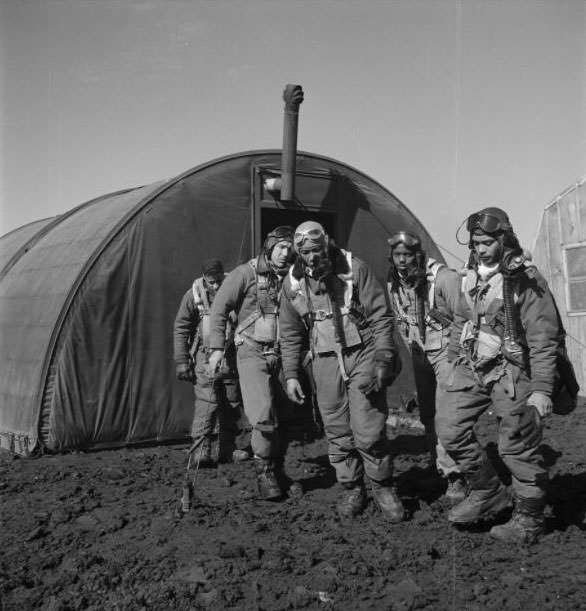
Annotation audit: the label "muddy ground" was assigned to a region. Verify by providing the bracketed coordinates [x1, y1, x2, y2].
[1, 401, 585, 611]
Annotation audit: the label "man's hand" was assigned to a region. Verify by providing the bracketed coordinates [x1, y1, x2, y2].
[176, 362, 195, 383]
[527, 391, 553, 418]
[207, 350, 224, 378]
[286, 378, 306, 404]
[360, 349, 398, 396]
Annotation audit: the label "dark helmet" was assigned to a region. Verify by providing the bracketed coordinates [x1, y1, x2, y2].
[466, 207, 512, 235]
[263, 225, 294, 256]
[386, 230, 427, 289]
[465, 206, 526, 273]
[386, 231, 422, 261]
[201, 258, 224, 277]
[466, 206, 520, 251]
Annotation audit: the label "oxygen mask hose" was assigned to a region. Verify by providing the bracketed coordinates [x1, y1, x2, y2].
[502, 254, 525, 368]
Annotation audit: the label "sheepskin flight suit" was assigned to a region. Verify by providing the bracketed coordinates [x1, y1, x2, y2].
[436, 265, 559, 500]
[280, 251, 396, 487]
[173, 277, 244, 459]
[208, 254, 291, 461]
[388, 258, 461, 476]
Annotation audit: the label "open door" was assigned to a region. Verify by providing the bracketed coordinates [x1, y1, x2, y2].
[252, 164, 364, 248]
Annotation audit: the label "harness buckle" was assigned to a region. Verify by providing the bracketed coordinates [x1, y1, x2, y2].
[312, 309, 332, 321]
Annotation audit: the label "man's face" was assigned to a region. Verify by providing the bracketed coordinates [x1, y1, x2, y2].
[471, 232, 502, 266]
[298, 244, 324, 270]
[392, 243, 417, 274]
[204, 273, 223, 295]
[270, 241, 293, 270]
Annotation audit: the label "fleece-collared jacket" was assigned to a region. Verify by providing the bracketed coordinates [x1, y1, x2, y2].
[279, 247, 395, 380]
[449, 265, 562, 396]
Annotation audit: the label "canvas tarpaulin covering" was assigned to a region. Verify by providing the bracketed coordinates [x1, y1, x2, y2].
[0, 151, 441, 454]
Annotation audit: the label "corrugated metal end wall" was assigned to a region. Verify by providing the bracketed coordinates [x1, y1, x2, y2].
[533, 178, 586, 392]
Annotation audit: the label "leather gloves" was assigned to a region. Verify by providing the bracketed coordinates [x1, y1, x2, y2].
[359, 349, 399, 396]
[176, 362, 195, 383]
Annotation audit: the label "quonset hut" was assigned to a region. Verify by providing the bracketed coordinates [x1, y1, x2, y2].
[0, 150, 443, 455]
[532, 177, 586, 391]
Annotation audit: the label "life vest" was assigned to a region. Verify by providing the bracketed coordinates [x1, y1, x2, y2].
[287, 251, 365, 354]
[192, 274, 231, 349]
[234, 258, 281, 345]
[457, 265, 579, 413]
[457, 268, 509, 362]
[388, 258, 451, 352]
[192, 276, 213, 347]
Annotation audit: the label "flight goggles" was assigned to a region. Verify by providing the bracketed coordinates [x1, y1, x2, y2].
[387, 231, 421, 249]
[294, 227, 326, 247]
[466, 212, 511, 234]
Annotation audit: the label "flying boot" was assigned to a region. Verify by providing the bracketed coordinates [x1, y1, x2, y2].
[272, 455, 304, 498]
[194, 436, 216, 468]
[370, 480, 405, 523]
[337, 482, 367, 518]
[444, 473, 467, 505]
[448, 461, 512, 524]
[489, 496, 545, 544]
[253, 457, 283, 501]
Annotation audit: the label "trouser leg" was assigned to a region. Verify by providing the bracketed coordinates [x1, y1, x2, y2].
[412, 345, 438, 466]
[236, 344, 278, 460]
[346, 353, 392, 486]
[312, 344, 394, 487]
[493, 372, 548, 500]
[425, 348, 461, 476]
[312, 354, 362, 486]
[437, 363, 514, 523]
[347, 344, 403, 521]
[214, 378, 243, 461]
[435, 364, 492, 473]
[192, 347, 219, 459]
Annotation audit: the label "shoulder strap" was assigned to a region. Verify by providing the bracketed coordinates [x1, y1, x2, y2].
[285, 268, 311, 319]
[426, 258, 444, 310]
[192, 277, 210, 311]
[337, 250, 354, 308]
[462, 269, 476, 311]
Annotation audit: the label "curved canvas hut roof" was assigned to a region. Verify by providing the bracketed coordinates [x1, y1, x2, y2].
[0, 150, 442, 455]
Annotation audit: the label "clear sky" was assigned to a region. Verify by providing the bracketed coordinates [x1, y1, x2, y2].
[1, 0, 585, 266]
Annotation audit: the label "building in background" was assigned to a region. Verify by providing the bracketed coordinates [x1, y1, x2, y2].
[532, 177, 586, 391]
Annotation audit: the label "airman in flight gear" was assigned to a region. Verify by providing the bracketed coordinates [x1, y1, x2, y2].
[173, 258, 250, 466]
[280, 221, 405, 522]
[436, 207, 561, 543]
[386, 231, 465, 504]
[207, 226, 296, 501]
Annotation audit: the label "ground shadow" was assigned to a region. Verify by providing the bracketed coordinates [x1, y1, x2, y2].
[295, 454, 337, 492]
[395, 464, 446, 506]
[546, 471, 586, 532]
[389, 432, 429, 458]
[540, 443, 563, 468]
